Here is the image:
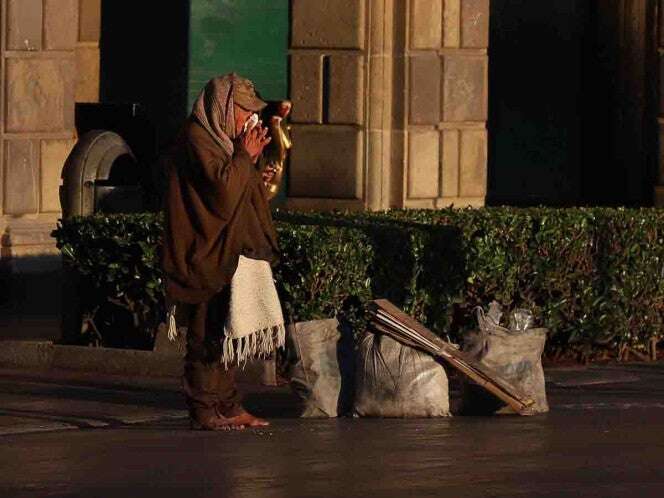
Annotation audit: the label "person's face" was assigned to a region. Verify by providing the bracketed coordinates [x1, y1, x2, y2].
[233, 104, 254, 136]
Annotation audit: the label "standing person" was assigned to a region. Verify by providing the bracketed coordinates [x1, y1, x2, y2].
[162, 74, 285, 431]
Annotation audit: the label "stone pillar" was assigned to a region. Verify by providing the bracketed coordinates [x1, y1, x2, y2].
[0, 0, 99, 257]
[286, 0, 489, 210]
[0, 0, 84, 339]
[366, 0, 402, 210]
[287, 0, 369, 211]
[76, 0, 100, 103]
[406, 0, 489, 208]
[0, 0, 80, 264]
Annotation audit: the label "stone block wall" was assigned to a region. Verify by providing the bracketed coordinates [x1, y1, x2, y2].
[287, 0, 489, 210]
[76, 0, 100, 104]
[0, 0, 101, 340]
[404, 0, 489, 208]
[0, 0, 99, 263]
[287, 0, 368, 210]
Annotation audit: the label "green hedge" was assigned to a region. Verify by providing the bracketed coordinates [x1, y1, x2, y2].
[52, 207, 664, 353]
[54, 214, 164, 348]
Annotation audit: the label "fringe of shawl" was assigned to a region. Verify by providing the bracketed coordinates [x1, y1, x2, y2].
[167, 304, 286, 368]
[167, 304, 179, 341]
[221, 322, 286, 368]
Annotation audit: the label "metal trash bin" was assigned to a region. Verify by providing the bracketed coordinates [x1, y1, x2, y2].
[60, 130, 145, 218]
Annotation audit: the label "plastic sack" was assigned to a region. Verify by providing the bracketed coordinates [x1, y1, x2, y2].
[287, 318, 354, 418]
[477, 301, 535, 335]
[354, 332, 450, 418]
[462, 325, 549, 415]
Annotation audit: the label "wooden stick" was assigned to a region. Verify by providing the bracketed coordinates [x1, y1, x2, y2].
[368, 299, 535, 414]
[370, 302, 526, 396]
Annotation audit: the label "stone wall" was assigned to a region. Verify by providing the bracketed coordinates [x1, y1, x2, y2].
[286, 0, 489, 210]
[287, 0, 368, 210]
[0, 0, 99, 340]
[405, 0, 489, 208]
[76, 0, 100, 104]
[0, 0, 99, 264]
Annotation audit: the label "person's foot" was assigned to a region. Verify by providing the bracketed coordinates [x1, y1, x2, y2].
[225, 411, 270, 428]
[217, 405, 270, 428]
[189, 410, 245, 431]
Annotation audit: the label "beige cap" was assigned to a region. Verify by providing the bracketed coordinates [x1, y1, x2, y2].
[231, 73, 268, 112]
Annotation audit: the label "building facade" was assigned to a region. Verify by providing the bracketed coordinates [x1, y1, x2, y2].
[287, 0, 489, 211]
[0, 0, 492, 264]
[0, 0, 662, 337]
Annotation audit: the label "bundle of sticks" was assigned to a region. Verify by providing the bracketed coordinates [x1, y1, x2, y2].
[368, 299, 534, 415]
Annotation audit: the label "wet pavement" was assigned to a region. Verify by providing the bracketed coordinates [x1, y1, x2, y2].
[1, 364, 663, 498]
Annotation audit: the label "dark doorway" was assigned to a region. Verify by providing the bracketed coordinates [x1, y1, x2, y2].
[100, 0, 191, 154]
[579, 0, 657, 206]
[488, 0, 657, 207]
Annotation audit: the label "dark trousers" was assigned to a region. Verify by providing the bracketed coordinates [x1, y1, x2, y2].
[182, 286, 240, 418]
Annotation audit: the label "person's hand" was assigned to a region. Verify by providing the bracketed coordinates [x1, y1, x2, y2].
[241, 121, 271, 163]
[262, 164, 278, 184]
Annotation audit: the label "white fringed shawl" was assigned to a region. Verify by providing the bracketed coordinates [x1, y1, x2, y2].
[168, 255, 286, 367]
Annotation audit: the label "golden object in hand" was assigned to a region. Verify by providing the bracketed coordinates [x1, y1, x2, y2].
[261, 101, 292, 200]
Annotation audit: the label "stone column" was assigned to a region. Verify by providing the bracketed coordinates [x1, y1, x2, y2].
[0, 1, 86, 341]
[0, 0, 80, 266]
[286, 0, 489, 210]
[405, 0, 489, 208]
[287, 0, 369, 211]
[0, 0, 100, 264]
[366, 0, 402, 210]
[76, 0, 100, 104]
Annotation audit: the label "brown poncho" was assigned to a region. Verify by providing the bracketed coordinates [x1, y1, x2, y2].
[162, 76, 279, 304]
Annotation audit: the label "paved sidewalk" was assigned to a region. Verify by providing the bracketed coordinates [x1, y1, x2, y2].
[1, 363, 663, 497]
[0, 370, 185, 435]
[0, 365, 296, 437]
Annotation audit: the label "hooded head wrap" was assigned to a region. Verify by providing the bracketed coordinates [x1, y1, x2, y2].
[191, 73, 267, 158]
[191, 74, 237, 158]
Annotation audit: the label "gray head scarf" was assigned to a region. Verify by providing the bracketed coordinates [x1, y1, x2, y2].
[191, 74, 237, 158]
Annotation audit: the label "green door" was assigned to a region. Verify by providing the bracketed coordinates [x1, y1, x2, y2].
[188, 0, 289, 107]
